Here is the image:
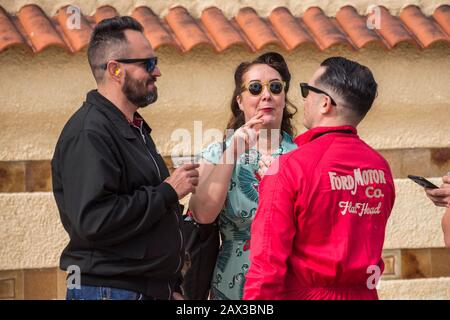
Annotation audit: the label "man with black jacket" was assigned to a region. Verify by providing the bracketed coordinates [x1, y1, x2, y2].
[51, 16, 199, 300]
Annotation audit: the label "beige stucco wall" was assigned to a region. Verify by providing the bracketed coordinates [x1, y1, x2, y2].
[0, 179, 446, 270]
[0, 193, 67, 270]
[0, 45, 449, 161]
[385, 178, 446, 249]
[1, 0, 448, 17]
[378, 277, 450, 299]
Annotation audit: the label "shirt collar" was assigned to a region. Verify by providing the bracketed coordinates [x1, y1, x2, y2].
[129, 116, 144, 129]
[294, 125, 357, 146]
[127, 114, 149, 132]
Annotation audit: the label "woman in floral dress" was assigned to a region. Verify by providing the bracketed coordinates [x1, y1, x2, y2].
[189, 52, 298, 300]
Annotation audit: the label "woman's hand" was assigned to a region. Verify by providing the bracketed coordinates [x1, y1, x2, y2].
[228, 112, 264, 160]
[258, 154, 275, 178]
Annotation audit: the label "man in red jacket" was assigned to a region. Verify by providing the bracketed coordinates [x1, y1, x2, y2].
[244, 57, 395, 300]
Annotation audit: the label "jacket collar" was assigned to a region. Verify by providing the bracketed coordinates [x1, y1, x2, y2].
[86, 90, 152, 139]
[294, 125, 357, 146]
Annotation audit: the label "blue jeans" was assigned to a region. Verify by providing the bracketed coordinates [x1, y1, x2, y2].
[66, 285, 148, 300]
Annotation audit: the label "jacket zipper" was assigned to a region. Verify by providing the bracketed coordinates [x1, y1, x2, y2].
[137, 126, 184, 296]
[167, 282, 172, 300]
[174, 204, 184, 274]
[137, 126, 162, 180]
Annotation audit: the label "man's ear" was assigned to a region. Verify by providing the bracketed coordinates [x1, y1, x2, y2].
[106, 61, 122, 82]
[320, 96, 333, 115]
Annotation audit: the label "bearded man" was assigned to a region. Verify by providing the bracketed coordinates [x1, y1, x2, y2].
[52, 16, 199, 300]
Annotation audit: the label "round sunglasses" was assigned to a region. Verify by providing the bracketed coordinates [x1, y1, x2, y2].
[101, 56, 158, 73]
[241, 80, 286, 96]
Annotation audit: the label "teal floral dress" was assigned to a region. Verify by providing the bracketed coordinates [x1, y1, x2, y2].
[199, 132, 297, 300]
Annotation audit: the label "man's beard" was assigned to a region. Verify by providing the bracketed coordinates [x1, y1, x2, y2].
[122, 73, 158, 108]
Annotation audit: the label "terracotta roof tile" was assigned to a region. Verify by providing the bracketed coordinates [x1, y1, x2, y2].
[0, 6, 25, 52]
[268, 7, 315, 50]
[165, 6, 210, 52]
[400, 5, 449, 48]
[235, 7, 280, 51]
[0, 4, 449, 55]
[94, 6, 118, 24]
[336, 6, 381, 49]
[434, 5, 450, 35]
[302, 7, 350, 50]
[132, 6, 177, 50]
[17, 5, 66, 52]
[374, 6, 415, 48]
[201, 7, 245, 51]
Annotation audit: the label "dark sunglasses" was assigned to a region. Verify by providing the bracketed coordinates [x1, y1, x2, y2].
[101, 57, 158, 73]
[241, 80, 286, 96]
[300, 83, 336, 106]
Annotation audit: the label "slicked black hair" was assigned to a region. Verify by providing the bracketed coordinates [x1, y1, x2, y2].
[317, 57, 378, 118]
[87, 16, 143, 82]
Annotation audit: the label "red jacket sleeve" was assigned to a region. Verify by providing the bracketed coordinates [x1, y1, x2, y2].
[243, 157, 298, 300]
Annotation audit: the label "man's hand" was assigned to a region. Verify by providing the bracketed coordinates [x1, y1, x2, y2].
[165, 163, 200, 199]
[425, 174, 450, 207]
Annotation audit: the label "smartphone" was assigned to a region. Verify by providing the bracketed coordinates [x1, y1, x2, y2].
[407, 175, 439, 189]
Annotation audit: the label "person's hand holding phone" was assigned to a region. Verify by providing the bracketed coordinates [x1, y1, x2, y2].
[424, 173, 450, 207]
